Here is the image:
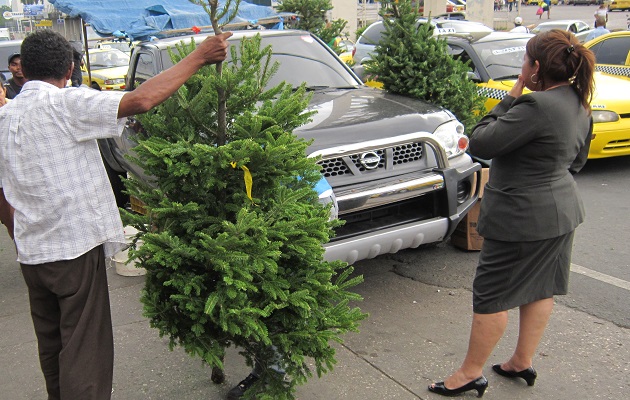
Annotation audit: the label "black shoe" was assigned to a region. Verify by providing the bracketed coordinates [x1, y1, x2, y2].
[428, 376, 488, 398]
[492, 364, 537, 386]
[227, 373, 259, 400]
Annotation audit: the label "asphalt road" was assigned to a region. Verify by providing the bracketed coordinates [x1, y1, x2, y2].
[495, 2, 629, 31]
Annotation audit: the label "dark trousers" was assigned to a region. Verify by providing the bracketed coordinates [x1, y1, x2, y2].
[21, 245, 114, 400]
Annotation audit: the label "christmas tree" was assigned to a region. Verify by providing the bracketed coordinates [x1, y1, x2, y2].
[121, 3, 367, 399]
[364, 0, 486, 134]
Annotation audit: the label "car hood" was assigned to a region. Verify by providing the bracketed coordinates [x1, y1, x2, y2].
[88, 65, 128, 79]
[296, 87, 455, 154]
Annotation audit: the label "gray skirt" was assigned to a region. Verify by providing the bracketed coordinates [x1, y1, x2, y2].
[472, 231, 575, 314]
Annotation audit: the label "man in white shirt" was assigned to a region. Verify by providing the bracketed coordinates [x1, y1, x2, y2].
[510, 17, 531, 33]
[0, 29, 231, 400]
[585, 16, 610, 42]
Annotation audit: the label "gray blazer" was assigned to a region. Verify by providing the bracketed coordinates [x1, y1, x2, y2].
[469, 85, 592, 242]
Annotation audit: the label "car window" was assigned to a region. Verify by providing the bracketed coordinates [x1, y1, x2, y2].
[590, 37, 630, 66]
[576, 21, 589, 33]
[156, 35, 360, 90]
[448, 44, 479, 79]
[133, 52, 157, 87]
[88, 50, 130, 68]
[473, 39, 527, 80]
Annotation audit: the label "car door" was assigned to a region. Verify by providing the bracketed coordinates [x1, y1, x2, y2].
[588, 35, 630, 77]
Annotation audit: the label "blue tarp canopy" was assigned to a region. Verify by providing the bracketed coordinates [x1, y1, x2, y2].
[49, 0, 284, 41]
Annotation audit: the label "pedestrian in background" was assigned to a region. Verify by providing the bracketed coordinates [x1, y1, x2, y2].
[5, 53, 27, 99]
[428, 29, 595, 398]
[594, 4, 608, 27]
[585, 16, 610, 41]
[70, 41, 84, 87]
[539, 0, 551, 19]
[0, 29, 231, 400]
[507, 0, 514, 12]
[511, 16, 532, 33]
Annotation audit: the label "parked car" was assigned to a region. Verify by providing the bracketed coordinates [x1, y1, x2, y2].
[82, 48, 130, 90]
[606, 0, 630, 11]
[531, 20, 592, 42]
[585, 31, 630, 78]
[100, 29, 481, 264]
[352, 18, 493, 65]
[445, 31, 630, 159]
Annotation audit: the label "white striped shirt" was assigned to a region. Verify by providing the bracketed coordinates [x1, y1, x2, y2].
[0, 81, 127, 264]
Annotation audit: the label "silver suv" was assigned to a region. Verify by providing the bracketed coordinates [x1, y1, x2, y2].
[100, 29, 481, 264]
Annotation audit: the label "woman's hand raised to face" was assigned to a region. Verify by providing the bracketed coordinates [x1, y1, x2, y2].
[508, 74, 527, 98]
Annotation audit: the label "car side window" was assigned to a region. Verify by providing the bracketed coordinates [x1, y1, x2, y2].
[132, 52, 157, 89]
[591, 37, 630, 66]
[448, 44, 479, 80]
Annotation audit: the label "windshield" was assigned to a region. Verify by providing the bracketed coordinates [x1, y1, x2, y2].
[472, 38, 529, 81]
[88, 49, 130, 68]
[532, 24, 566, 33]
[160, 34, 361, 89]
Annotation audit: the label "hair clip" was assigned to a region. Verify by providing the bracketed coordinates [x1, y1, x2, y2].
[567, 45, 575, 54]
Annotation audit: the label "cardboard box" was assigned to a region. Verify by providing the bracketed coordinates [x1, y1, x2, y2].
[451, 200, 484, 251]
[451, 168, 489, 251]
[472, 167, 490, 199]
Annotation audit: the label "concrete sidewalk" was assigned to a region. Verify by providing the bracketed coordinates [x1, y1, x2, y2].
[1, 231, 629, 399]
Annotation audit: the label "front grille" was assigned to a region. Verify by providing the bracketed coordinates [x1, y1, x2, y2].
[318, 142, 424, 178]
[604, 138, 630, 151]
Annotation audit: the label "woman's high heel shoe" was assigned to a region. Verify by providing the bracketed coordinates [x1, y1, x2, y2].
[428, 376, 488, 398]
[492, 364, 537, 386]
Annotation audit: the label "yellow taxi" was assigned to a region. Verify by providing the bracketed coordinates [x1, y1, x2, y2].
[605, 0, 630, 11]
[584, 31, 630, 79]
[446, 31, 630, 159]
[82, 48, 129, 91]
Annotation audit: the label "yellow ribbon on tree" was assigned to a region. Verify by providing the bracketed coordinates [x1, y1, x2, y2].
[230, 161, 253, 201]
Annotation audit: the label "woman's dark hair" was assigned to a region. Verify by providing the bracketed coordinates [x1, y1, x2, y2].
[526, 29, 595, 110]
[21, 30, 73, 81]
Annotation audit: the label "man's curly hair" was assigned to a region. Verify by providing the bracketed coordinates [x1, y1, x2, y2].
[21, 30, 73, 81]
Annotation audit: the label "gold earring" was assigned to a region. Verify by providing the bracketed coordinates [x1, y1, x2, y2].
[531, 73, 539, 84]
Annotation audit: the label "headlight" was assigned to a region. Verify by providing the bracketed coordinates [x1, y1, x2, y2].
[592, 110, 619, 123]
[433, 120, 468, 158]
[104, 78, 125, 85]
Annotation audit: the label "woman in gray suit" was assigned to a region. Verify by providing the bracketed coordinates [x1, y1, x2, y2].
[429, 30, 595, 397]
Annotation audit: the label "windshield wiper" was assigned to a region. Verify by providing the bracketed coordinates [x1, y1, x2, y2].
[493, 74, 519, 81]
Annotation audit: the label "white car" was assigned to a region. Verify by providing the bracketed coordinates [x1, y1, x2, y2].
[531, 19, 592, 42]
[352, 18, 493, 65]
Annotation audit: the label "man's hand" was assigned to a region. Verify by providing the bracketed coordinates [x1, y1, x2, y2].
[193, 32, 233, 66]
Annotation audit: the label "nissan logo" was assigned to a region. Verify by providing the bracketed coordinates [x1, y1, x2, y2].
[360, 151, 381, 170]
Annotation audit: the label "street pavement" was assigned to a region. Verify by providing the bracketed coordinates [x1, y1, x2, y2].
[2, 227, 629, 399]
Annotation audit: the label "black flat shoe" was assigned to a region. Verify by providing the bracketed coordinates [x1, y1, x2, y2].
[428, 376, 488, 398]
[492, 364, 537, 386]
